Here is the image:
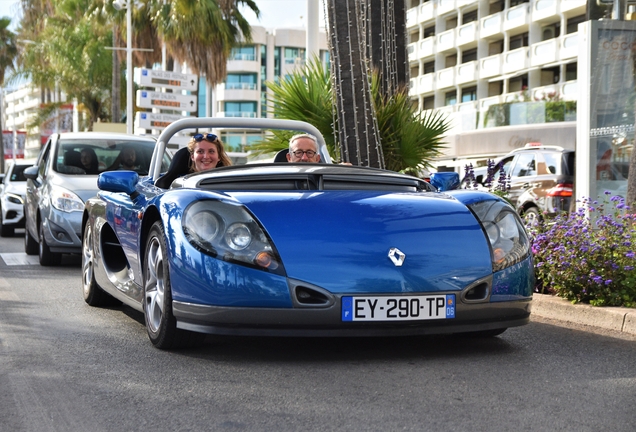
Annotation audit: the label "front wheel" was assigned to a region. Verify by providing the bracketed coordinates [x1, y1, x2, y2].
[143, 221, 203, 349]
[39, 222, 62, 266]
[522, 207, 541, 227]
[82, 221, 119, 306]
[25, 225, 38, 255]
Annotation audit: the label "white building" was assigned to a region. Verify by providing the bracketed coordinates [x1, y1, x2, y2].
[406, 0, 587, 169]
[200, 26, 329, 153]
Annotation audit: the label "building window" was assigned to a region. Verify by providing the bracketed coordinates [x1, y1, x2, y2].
[445, 91, 457, 106]
[462, 48, 477, 63]
[423, 96, 434, 110]
[284, 47, 305, 65]
[509, 32, 529, 50]
[423, 61, 435, 74]
[224, 101, 257, 117]
[409, 31, 419, 44]
[424, 25, 435, 38]
[565, 62, 577, 81]
[510, 0, 529, 7]
[274, 47, 281, 77]
[260, 45, 266, 82]
[445, 54, 457, 68]
[540, 67, 560, 86]
[230, 45, 256, 61]
[446, 16, 458, 31]
[489, 0, 504, 14]
[509, 75, 528, 93]
[462, 10, 477, 25]
[566, 15, 585, 34]
[410, 65, 419, 77]
[488, 81, 503, 97]
[488, 39, 504, 56]
[225, 73, 257, 90]
[541, 23, 560, 41]
[461, 86, 477, 103]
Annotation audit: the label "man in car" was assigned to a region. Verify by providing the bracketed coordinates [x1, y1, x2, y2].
[287, 134, 321, 163]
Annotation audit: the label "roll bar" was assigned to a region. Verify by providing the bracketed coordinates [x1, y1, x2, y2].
[150, 118, 331, 180]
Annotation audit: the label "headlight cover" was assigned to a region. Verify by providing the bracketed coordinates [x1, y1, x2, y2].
[468, 200, 530, 272]
[6, 192, 24, 205]
[50, 186, 84, 212]
[182, 200, 285, 275]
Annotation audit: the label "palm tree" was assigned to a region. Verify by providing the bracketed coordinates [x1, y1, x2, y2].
[0, 17, 18, 87]
[252, 59, 449, 173]
[326, 0, 383, 168]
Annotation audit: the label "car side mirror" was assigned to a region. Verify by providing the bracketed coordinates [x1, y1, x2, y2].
[430, 172, 460, 191]
[98, 171, 139, 196]
[23, 166, 39, 181]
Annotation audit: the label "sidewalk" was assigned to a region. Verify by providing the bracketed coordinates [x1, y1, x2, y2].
[531, 293, 636, 336]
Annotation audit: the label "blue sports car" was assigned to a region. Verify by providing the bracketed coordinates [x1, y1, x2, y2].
[82, 118, 533, 349]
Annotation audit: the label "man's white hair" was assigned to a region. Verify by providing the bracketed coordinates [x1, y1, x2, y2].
[288, 133, 318, 151]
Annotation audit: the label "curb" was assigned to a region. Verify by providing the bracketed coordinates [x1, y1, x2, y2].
[531, 294, 636, 335]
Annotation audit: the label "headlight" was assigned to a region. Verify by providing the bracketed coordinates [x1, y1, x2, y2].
[182, 200, 284, 275]
[6, 193, 24, 205]
[469, 199, 530, 272]
[50, 187, 85, 212]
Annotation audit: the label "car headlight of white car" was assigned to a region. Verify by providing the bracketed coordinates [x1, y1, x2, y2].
[469, 199, 531, 272]
[5, 192, 24, 205]
[50, 186, 85, 212]
[182, 200, 284, 275]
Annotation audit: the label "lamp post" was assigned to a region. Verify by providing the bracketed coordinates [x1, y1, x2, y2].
[113, 0, 133, 134]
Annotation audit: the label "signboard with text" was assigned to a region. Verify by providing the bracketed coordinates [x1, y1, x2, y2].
[136, 90, 198, 112]
[135, 112, 193, 131]
[135, 68, 198, 91]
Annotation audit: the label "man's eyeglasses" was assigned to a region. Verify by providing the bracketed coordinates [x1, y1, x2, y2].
[193, 133, 218, 142]
[291, 150, 317, 158]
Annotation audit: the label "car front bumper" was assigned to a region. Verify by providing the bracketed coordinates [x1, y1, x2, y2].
[42, 209, 83, 253]
[1, 198, 25, 227]
[172, 297, 531, 337]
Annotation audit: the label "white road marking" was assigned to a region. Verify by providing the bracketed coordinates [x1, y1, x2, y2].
[0, 253, 41, 266]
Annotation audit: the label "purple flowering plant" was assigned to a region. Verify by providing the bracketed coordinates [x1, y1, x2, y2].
[462, 161, 511, 201]
[527, 193, 636, 307]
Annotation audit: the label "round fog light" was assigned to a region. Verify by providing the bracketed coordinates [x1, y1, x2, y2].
[226, 223, 252, 250]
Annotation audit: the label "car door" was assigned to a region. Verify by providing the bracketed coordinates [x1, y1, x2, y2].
[507, 152, 538, 210]
[25, 140, 52, 236]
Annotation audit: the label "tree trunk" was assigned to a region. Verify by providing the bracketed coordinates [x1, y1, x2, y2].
[367, 0, 408, 97]
[112, 26, 121, 123]
[326, 0, 384, 168]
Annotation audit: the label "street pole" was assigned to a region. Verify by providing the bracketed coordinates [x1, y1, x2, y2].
[126, 2, 133, 134]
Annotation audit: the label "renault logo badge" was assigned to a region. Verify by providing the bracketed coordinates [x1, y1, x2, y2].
[388, 248, 406, 266]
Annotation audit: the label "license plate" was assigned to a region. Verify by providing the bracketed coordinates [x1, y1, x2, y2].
[341, 294, 456, 321]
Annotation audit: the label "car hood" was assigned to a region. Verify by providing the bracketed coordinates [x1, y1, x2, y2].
[49, 174, 99, 203]
[229, 191, 492, 294]
[4, 182, 26, 198]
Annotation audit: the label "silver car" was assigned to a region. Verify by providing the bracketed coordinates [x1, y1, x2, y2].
[0, 161, 31, 237]
[23, 132, 168, 266]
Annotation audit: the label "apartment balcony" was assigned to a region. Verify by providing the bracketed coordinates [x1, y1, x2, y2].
[215, 85, 260, 102]
[437, 28, 456, 53]
[502, 47, 529, 74]
[531, 84, 558, 100]
[530, 39, 558, 67]
[419, 36, 435, 58]
[406, 7, 417, 28]
[561, 81, 578, 101]
[561, 33, 578, 59]
[561, 0, 586, 13]
[437, 67, 456, 89]
[479, 54, 502, 79]
[532, 0, 557, 23]
[480, 95, 504, 110]
[407, 42, 417, 62]
[417, 73, 435, 94]
[456, 21, 477, 47]
[438, 0, 455, 16]
[480, 12, 502, 39]
[227, 58, 260, 74]
[419, 1, 434, 22]
[457, 61, 477, 85]
[503, 3, 530, 32]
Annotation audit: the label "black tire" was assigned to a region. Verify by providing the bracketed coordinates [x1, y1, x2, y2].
[143, 221, 203, 349]
[25, 225, 38, 255]
[39, 222, 62, 266]
[0, 215, 14, 237]
[82, 220, 119, 307]
[522, 207, 541, 226]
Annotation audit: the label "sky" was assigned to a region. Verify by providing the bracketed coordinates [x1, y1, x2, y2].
[0, 0, 326, 31]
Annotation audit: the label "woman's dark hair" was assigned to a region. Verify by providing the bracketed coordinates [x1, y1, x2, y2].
[81, 148, 100, 174]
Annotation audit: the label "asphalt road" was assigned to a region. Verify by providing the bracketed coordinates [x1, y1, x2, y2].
[1, 231, 635, 432]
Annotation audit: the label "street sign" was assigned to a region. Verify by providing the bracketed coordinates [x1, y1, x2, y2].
[136, 90, 198, 112]
[135, 112, 191, 130]
[135, 68, 198, 91]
